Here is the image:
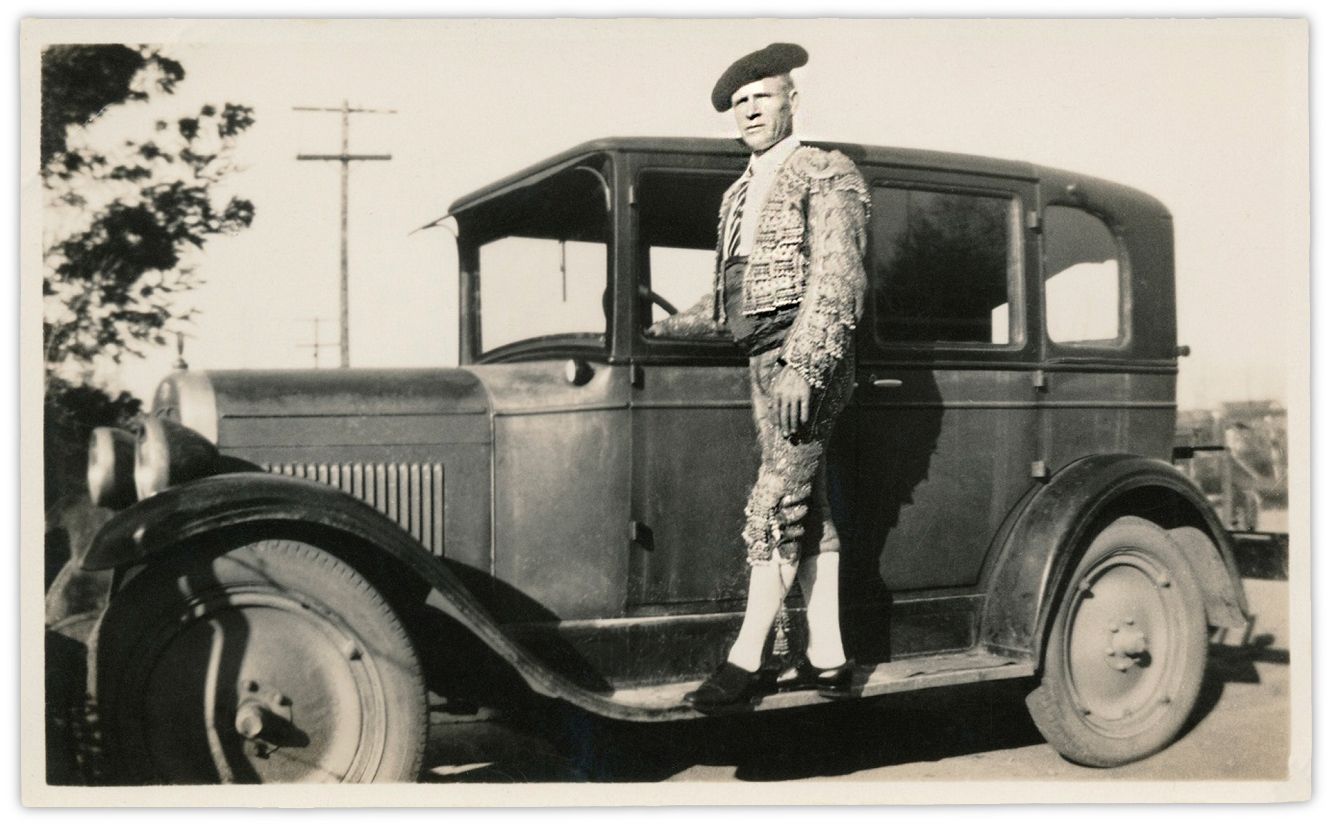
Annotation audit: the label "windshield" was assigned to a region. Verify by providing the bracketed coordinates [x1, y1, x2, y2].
[461, 160, 610, 358]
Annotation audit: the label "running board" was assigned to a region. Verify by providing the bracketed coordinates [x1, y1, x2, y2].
[604, 651, 1035, 720]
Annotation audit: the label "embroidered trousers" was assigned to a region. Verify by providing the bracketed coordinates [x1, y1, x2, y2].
[742, 346, 855, 566]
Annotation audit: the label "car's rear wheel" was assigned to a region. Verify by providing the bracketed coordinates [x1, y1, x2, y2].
[1026, 516, 1208, 767]
[88, 538, 427, 783]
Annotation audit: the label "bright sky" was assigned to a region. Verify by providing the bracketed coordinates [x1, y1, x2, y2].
[47, 18, 1307, 410]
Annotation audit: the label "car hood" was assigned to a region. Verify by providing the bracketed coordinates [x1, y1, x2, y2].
[152, 368, 491, 448]
[152, 361, 625, 451]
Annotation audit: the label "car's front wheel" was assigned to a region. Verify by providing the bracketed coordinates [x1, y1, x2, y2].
[1026, 516, 1208, 767]
[87, 538, 427, 783]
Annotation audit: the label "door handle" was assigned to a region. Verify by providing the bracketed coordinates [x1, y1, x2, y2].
[870, 377, 903, 388]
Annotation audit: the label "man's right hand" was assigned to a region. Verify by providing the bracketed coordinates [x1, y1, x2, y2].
[771, 365, 813, 437]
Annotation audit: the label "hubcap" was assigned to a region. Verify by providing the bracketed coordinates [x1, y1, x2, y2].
[125, 588, 387, 783]
[1104, 619, 1149, 671]
[1064, 550, 1189, 736]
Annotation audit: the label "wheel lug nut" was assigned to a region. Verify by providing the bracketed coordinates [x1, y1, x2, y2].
[1105, 648, 1116, 656]
[1110, 625, 1120, 633]
[270, 692, 289, 709]
[245, 680, 259, 693]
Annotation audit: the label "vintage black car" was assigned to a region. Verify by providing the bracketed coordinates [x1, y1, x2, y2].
[49, 137, 1250, 783]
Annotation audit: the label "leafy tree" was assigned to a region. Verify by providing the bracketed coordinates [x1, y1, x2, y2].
[41, 45, 255, 515]
[43, 45, 256, 376]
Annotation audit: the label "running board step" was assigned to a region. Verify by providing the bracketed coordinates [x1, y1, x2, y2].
[606, 651, 1035, 719]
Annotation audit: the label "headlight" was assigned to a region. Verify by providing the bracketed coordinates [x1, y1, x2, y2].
[87, 427, 136, 509]
[133, 416, 220, 500]
[151, 371, 218, 443]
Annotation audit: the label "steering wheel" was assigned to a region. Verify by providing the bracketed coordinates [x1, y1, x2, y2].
[638, 285, 678, 316]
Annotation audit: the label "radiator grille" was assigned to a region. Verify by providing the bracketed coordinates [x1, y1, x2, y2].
[265, 462, 445, 556]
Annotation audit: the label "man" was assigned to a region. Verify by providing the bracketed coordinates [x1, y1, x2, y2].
[648, 43, 870, 707]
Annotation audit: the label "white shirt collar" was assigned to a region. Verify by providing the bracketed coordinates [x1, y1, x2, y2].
[746, 134, 801, 178]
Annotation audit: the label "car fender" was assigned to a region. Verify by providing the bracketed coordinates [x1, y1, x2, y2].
[980, 454, 1249, 663]
[78, 472, 650, 718]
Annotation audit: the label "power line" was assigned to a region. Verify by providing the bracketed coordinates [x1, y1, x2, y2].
[295, 316, 339, 368]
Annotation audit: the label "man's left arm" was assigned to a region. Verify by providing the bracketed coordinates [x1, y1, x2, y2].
[778, 153, 871, 396]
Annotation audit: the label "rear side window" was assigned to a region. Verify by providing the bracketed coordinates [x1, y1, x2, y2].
[869, 186, 1020, 346]
[1043, 206, 1121, 344]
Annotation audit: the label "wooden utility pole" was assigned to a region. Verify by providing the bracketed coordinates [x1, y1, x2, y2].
[294, 100, 394, 368]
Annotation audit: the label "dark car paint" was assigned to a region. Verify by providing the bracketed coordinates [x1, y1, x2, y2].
[77, 137, 1246, 718]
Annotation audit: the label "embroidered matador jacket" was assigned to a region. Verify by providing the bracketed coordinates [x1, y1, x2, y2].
[650, 145, 871, 563]
[651, 145, 871, 390]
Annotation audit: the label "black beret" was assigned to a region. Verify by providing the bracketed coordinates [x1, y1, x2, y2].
[711, 42, 808, 112]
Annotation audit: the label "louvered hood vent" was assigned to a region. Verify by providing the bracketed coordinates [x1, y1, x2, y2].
[264, 462, 446, 556]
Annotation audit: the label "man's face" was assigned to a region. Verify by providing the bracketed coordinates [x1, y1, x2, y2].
[731, 76, 797, 153]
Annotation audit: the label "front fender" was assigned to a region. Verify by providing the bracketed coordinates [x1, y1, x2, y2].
[79, 473, 681, 721]
[81, 473, 573, 697]
[980, 454, 1248, 661]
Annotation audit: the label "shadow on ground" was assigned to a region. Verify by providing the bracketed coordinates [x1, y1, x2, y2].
[422, 676, 1047, 783]
[1179, 638, 1288, 739]
[423, 638, 1289, 784]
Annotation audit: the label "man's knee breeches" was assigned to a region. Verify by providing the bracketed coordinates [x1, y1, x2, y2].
[742, 348, 854, 566]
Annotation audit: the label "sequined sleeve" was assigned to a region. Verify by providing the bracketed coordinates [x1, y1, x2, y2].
[645, 291, 723, 338]
[779, 152, 871, 388]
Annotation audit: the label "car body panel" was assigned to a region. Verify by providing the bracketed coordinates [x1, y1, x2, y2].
[627, 362, 756, 609]
[483, 362, 634, 621]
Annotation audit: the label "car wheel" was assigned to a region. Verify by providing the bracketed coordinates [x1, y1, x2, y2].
[88, 538, 427, 783]
[1025, 516, 1208, 767]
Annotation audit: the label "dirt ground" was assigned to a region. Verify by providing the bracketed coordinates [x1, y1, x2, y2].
[423, 574, 1292, 784]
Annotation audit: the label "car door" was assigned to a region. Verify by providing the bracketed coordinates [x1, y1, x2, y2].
[848, 169, 1042, 661]
[623, 161, 757, 612]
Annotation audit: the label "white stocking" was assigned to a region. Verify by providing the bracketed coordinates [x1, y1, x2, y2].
[727, 560, 798, 672]
[798, 550, 847, 668]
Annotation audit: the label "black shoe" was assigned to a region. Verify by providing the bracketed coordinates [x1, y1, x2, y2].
[684, 662, 766, 709]
[777, 658, 858, 699]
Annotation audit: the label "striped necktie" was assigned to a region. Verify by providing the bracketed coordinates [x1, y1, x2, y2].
[725, 174, 750, 259]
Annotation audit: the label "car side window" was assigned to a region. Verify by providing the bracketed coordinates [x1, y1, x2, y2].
[1042, 205, 1122, 345]
[636, 169, 735, 338]
[869, 185, 1021, 346]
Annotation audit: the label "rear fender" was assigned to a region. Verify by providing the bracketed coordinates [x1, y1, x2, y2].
[980, 454, 1248, 664]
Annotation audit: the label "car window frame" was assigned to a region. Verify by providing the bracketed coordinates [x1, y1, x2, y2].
[1039, 199, 1135, 357]
[628, 158, 749, 367]
[456, 152, 616, 365]
[858, 168, 1040, 368]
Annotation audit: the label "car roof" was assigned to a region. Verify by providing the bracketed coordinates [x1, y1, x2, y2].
[445, 136, 1166, 219]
